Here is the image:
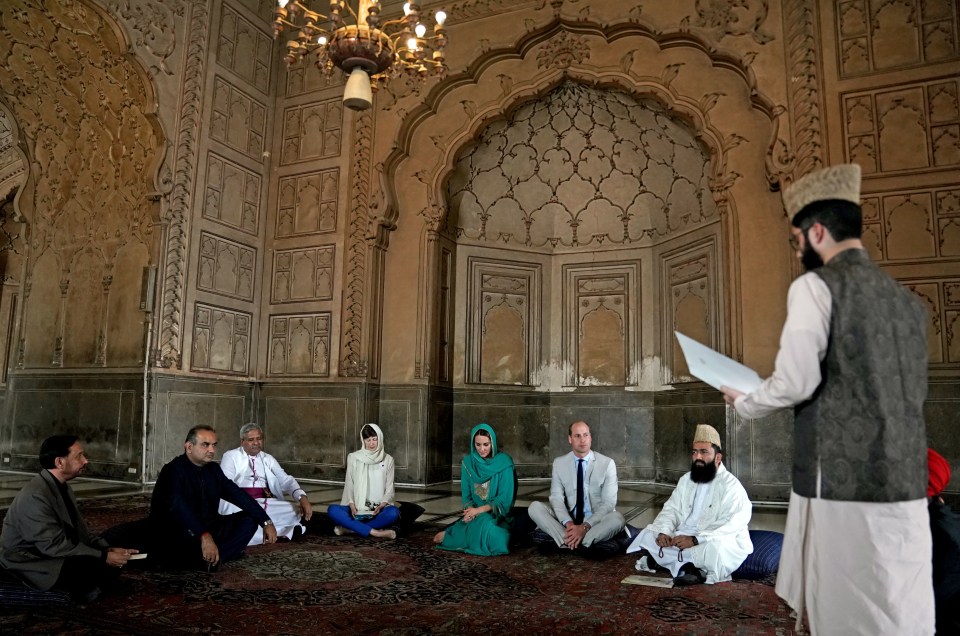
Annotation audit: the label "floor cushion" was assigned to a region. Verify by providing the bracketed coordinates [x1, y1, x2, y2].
[732, 529, 784, 580]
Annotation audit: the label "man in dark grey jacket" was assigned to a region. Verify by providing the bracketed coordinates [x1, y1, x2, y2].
[0, 435, 138, 602]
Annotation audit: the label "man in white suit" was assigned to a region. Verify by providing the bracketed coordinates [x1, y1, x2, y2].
[218, 423, 313, 545]
[627, 424, 753, 586]
[529, 421, 626, 550]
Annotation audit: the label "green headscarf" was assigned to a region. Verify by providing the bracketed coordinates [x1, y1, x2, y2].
[463, 423, 514, 507]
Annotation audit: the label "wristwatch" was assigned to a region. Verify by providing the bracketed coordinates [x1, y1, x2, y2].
[262, 520, 274, 528]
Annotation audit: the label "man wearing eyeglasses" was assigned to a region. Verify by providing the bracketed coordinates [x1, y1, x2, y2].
[721, 164, 934, 635]
[218, 423, 312, 545]
[626, 424, 752, 586]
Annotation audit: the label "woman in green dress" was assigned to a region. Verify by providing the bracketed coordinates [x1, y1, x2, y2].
[434, 423, 516, 556]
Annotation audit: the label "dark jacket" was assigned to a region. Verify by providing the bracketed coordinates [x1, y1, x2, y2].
[150, 454, 270, 540]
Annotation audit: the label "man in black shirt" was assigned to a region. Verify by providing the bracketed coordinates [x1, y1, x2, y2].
[150, 425, 277, 570]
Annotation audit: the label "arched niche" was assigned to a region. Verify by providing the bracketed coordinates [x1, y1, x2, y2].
[375, 21, 786, 386]
[0, 0, 166, 369]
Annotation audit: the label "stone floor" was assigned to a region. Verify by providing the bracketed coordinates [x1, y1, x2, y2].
[0, 471, 787, 532]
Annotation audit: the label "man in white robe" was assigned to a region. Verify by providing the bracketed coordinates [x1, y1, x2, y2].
[721, 164, 934, 635]
[627, 424, 752, 585]
[218, 423, 313, 545]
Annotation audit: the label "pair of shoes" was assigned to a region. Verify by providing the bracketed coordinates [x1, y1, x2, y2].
[673, 563, 707, 587]
[333, 525, 346, 536]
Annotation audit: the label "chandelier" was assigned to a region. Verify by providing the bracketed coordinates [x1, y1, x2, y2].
[273, 1, 448, 111]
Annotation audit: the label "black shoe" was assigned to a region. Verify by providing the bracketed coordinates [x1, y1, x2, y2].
[673, 563, 706, 587]
[292, 525, 305, 540]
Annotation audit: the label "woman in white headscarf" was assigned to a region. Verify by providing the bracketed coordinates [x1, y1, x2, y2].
[328, 423, 399, 539]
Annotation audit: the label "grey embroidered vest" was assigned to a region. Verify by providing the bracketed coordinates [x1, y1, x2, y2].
[793, 249, 928, 502]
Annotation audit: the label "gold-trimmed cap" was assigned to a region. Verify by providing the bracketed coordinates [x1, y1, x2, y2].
[693, 424, 721, 450]
[783, 164, 861, 221]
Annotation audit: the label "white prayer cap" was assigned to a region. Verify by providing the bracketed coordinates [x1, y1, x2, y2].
[693, 424, 722, 450]
[782, 164, 861, 222]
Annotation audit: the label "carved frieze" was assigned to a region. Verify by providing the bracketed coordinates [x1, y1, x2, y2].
[280, 99, 343, 164]
[276, 169, 339, 237]
[466, 259, 541, 385]
[564, 262, 641, 387]
[197, 232, 256, 301]
[692, 0, 774, 44]
[271, 245, 335, 303]
[210, 76, 266, 161]
[218, 3, 272, 94]
[907, 281, 945, 364]
[104, 0, 186, 78]
[836, 0, 959, 77]
[191, 302, 251, 374]
[1, 0, 162, 369]
[660, 239, 719, 383]
[339, 110, 373, 377]
[234, 0, 276, 25]
[448, 82, 719, 253]
[157, 0, 210, 369]
[203, 153, 261, 235]
[843, 78, 960, 173]
[285, 59, 343, 97]
[268, 313, 331, 377]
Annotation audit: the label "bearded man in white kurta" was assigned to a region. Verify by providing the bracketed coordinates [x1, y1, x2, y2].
[218, 423, 313, 545]
[721, 165, 934, 636]
[627, 424, 752, 585]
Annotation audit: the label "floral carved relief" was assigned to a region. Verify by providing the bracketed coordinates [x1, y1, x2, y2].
[191, 302, 251, 374]
[691, 0, 775, 44]
[448, 82, 719, 251]
[836, 0, 958, 77]
[280, 98, 343, 164]
[268, 313, 331, 377]
[271, 246, 335, 303]
[197, 232, 256, 301]
[843, 78, 960, 174]
[0, 0, 163, 368]
[203, 153, 261, 235]
[276, 169, 339, 237]
[218, 3, 273, 94]
[104, 0, 184, 77]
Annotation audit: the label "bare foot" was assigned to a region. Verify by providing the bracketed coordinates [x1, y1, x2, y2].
[433, 531, 445, 544]
[371, 528, 396, 540]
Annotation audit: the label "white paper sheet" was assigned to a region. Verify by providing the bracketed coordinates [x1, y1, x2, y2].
[674, 332, 762, 393]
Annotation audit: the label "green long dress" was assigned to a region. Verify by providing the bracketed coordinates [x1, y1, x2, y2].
[437, 423, 516, 556]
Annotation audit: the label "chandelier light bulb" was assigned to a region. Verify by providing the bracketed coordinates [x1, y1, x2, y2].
[407, 37, 418, 51]
[318, 35, 327, 45]
[415, 23, 426, 38]
[403, 3, 411, 16]
[435, 11, 446, 25]
[278, 0, 289, 7]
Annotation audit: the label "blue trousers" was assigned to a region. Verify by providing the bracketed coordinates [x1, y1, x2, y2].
[327, 504, 400, 537]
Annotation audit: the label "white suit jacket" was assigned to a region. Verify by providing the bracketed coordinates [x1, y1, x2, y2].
[549, 451, 618, 527]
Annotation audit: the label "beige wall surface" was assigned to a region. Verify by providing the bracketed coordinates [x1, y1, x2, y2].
[0, 0, 956, 495]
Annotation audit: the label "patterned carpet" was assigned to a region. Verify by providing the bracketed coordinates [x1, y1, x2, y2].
[0, 497, 797, 635]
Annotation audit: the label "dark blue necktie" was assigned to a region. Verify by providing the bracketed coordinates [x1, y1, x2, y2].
[575, 458, 585, 525]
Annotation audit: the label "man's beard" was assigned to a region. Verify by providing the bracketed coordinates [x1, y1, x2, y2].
[690, 460, 718, 483]
[801, 237, 823, 271]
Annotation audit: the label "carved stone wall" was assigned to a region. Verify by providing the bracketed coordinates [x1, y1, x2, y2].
[0, 0, 956, 496]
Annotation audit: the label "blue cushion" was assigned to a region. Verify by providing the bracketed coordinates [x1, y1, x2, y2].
[732, 530, 784, 580]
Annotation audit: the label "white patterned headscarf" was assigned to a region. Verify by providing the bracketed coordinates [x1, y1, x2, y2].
[348, 423, 384, 513]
